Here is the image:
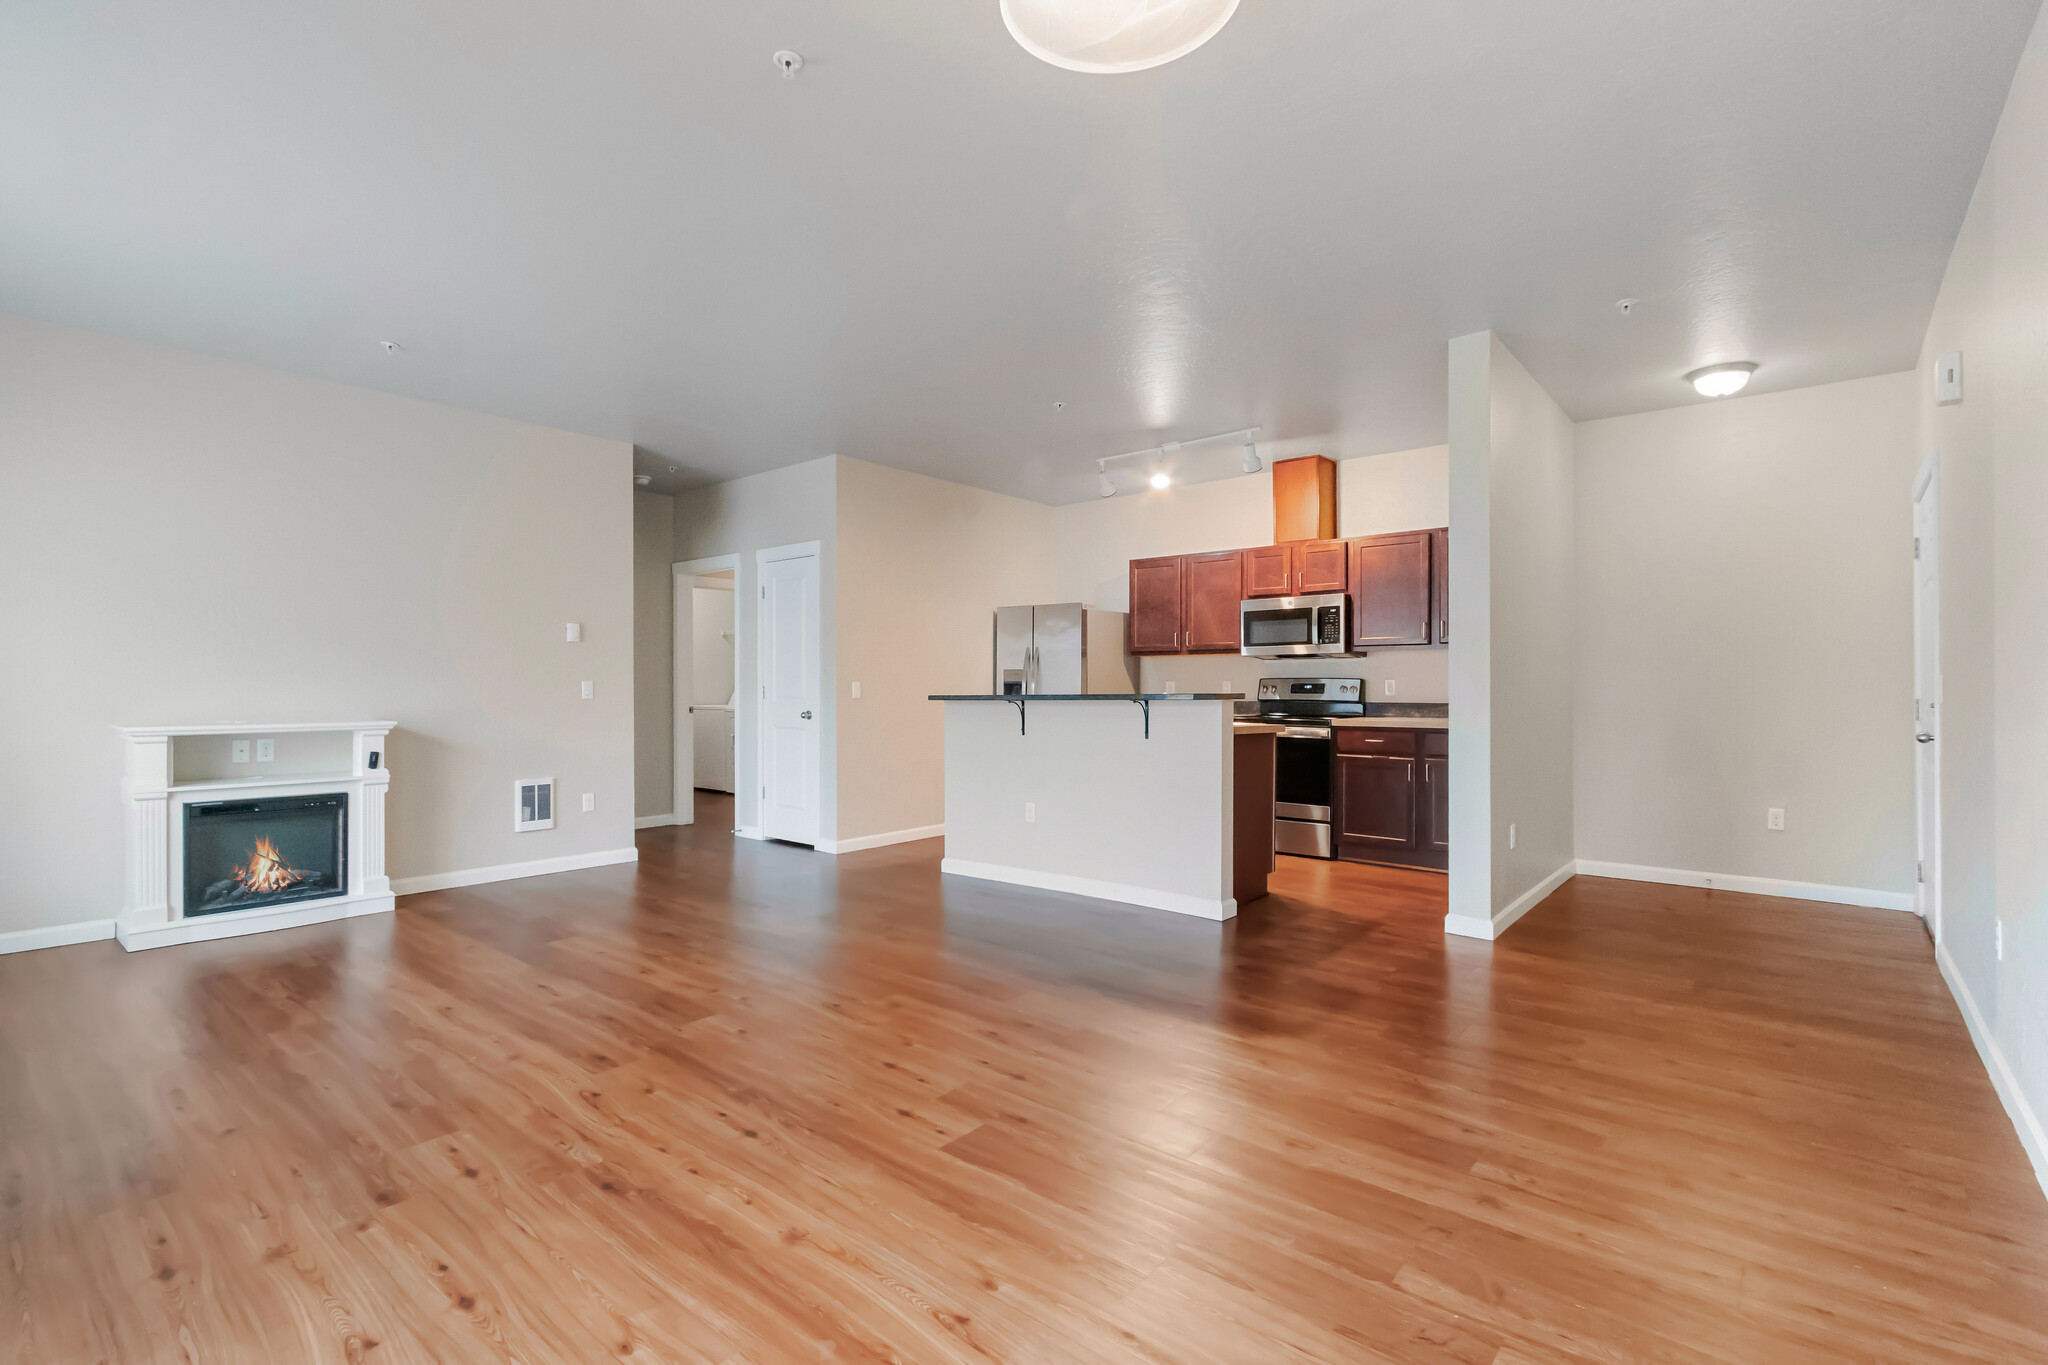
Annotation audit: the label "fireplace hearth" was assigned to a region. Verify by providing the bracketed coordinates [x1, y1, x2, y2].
[184, 793, 347, 916]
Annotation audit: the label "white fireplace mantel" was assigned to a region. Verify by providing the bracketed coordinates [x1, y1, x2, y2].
[116, 721, 396, 951]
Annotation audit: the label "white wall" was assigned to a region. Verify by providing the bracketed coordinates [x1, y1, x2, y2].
[1448, 332, 1577, 938]
[1575, 373, 1918, 895]
[1051, 442, 1451, 702]
[632, 489, 675, 819]
[0, 314, 635, 937]
[835, 457, 1056, 844]
[672, 456, 837, 838]
[1918, 3, 2048, 1188]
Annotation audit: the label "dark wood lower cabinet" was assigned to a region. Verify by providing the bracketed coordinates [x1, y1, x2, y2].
[1335, 728, 1447, 871]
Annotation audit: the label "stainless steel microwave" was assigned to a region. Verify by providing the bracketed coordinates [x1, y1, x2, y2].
[1241, 593, 1348, 657]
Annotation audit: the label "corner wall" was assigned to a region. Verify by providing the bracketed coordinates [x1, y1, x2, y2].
[633, 489, 676, 821]
[1448, 332, 1577, 938]
[0, 313, 637, 940]
[1917, 2, 2048, 1189]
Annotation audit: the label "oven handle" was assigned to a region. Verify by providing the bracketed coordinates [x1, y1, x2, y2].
[1278, 726, 1331, 739]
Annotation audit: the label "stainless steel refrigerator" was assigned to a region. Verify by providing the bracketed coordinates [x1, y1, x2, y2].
[992, 604, 1135, 695]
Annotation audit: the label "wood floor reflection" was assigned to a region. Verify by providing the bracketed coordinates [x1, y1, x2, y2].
[5, 793, 2044, 1362]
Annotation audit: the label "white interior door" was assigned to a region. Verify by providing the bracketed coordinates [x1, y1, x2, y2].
[1912, 457, 1941, 939]
[759, 550, 821, 845]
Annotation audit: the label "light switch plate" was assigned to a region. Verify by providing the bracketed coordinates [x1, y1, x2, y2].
[851, 681, 862, 699]
[255, 738, 274, 762]
[566, 622, 582, 642]
[230, 740, 250, 763]
[580, 681, 594, 700]
[1936, 351, 1963, 405]
[581, 792, 594, 813]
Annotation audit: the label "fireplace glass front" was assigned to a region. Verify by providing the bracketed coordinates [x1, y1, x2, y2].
[183, 793, 347, 916]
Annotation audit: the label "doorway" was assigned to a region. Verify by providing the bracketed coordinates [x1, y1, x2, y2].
[758, 543, 823, 846]
[1912, 453, 1941, 940]
[672, 553, 740, 828]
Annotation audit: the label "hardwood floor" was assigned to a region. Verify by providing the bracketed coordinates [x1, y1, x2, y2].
[5, 799, 2045, 1363]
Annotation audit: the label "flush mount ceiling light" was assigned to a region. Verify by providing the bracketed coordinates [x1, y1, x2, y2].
[1001, 0, 1239, 74]
[1686, 361, 1757, 398]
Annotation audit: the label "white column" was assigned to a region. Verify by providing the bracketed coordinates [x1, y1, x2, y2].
[121, 733, 171, 926]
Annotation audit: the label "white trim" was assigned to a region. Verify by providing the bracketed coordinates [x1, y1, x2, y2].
[1938, 943, 2048, 1199]
[0, 919, 118, 956]
[390, 846, 639, 896]
[817, 823, 944, 854]
[673, 553, 742, 831]
[634, 813, 683, 829]
[1444, 858, 1575, 941]
[940, 857, 1236, 921]
[734, 825, 766, 841]
[114, 720, 397, 737]
[118, 893, 392, 952]
[1574, 859, 1915, 912]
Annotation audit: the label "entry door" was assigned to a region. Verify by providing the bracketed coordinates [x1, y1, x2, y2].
[759, 550, 821, 845]
[1912, 459, 1941, 938]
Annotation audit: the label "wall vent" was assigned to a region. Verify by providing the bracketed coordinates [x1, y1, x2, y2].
[514, 778, 555, 832]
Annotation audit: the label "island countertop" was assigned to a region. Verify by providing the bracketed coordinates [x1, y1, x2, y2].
[929, 693, 1245, 702]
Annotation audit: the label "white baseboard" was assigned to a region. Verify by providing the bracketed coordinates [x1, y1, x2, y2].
[633, 813, 683, 829]
[1938, 942, 2048, 1199]
[1444, 858, 1576, 942]
[818, 823, 944, 855]
[391, 846, 639, 896]
[0, 918, 118, 956]
[734, 826, 766, 842]
[117, 893, 393, 952]
[940, 857, 1235, 921]
[1574, 859, 1915, 913]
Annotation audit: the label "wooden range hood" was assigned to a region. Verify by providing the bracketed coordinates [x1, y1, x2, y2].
[1271, 454, 1336, 542]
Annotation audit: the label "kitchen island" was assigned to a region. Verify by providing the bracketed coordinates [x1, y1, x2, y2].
[930, 694, 1269, 919]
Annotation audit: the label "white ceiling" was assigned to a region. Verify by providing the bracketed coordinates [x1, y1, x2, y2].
[2, 2, 2036, 504]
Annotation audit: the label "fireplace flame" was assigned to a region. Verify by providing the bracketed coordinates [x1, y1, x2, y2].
[232, 836, 307, 895]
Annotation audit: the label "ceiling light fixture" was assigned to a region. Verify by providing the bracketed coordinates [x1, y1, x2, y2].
[773, 50, 803, 78]
[1241, 440, 1262, 474]
[1150, 470, 1172, 490]
[1098, 471, 1116, 498]
[1093, 425, 1260, 498]
[634, 473, 652, 488]
[1001, 0, 1239, 74]
[1686, 361, 1757, 398]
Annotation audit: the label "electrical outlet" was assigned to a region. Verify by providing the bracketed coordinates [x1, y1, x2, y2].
[580, 680, 594, 700]
[230, 739, 251, 763]
[851, 681, 862, 699]
[1385, 679, 1396, 696]
[1025, 802, 1035, 823]
[1937, 351, 1963, 405]
[1767, 807, 1785, 831]
[255, 738, 275, 762]
[581, 792, 594, 813]
[1508, 823, 1517, 850]
[1163, 680, 1175, 694]
[565, 622, 582, 642]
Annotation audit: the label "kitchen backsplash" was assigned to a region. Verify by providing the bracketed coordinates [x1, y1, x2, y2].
[1137, 648, 1449, 703]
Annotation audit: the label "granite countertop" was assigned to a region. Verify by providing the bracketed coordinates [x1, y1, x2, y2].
[929, 693, 1245, 702]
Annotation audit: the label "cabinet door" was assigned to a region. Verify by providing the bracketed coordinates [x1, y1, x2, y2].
[1128, 557, 1185, 654]
[1349, 531, 1433, 648]
[1422, 756, 1449, 851]
[1430, 527, 1449, 644]
[1182, 551, 1244, 653]
[1294, 539, 1349, 595]
[1336, 754, 1416, 847]
[1242, 544, 1293, 598]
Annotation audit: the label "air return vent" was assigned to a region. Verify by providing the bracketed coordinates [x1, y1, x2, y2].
[514, 778, 554, 832]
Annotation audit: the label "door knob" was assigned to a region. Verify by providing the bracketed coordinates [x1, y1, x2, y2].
[1916, 732, 1935, 743]
[801, 710, 813, 720]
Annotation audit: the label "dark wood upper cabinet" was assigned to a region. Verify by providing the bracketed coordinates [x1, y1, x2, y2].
[1295, 539, 1348, 596]
[1349, 531, 1433, 648]
[1430, 527, 1449, 644]
[1128, 556, 1185, 655]
[1182, 551, 1245, 653]
[1242, 544, 1292, 598]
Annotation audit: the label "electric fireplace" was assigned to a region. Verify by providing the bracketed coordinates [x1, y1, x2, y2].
[183, 792, 348, 916]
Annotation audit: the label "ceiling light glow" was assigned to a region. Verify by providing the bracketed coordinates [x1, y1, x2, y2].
[1000, 0, 1240, 74]
[1149, 470, 1172, 490]
[1686, 362, 1757, 398]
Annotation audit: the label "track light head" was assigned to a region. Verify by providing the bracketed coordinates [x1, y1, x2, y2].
[1241, 441, 1262, 474]
[1097, 470, 1116, 499]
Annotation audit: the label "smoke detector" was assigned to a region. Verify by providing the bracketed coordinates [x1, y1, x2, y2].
[773, 50, 803, 78]
[633, 473, 652, 488]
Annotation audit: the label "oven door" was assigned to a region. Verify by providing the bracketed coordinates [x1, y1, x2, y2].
[1273, 726, 1334, 858]
[1241, 595, 1348, 657]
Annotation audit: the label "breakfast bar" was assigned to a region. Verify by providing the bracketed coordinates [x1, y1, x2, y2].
[930, 693, 1272, 919]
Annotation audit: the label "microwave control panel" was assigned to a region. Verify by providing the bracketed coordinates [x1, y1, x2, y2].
[1316, 605, 1343, 644]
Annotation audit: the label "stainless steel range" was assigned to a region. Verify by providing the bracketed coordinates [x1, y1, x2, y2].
[1251, 677, 1362, 858]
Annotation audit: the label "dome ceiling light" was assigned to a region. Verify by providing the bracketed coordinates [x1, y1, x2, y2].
[1686, 361, 1758, 398]
[1000, 0, 1240, 75]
